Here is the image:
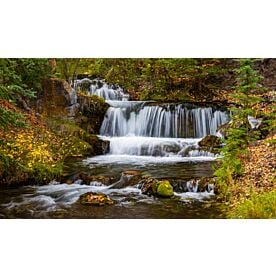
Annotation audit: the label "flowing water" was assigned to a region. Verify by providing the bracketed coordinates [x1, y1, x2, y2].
[0, 79, 229, 219]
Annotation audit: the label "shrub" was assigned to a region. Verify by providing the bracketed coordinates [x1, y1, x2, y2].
[229, 191, 276, 218]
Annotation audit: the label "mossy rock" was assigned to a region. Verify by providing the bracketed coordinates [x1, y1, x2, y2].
[140, 177, 173, 198]
[79, 192, 114, 206]
[198, 135, 222, 148]
[156, 180, 174, 198]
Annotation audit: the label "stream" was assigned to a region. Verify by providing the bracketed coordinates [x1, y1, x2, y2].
[0, 79, 229, 219]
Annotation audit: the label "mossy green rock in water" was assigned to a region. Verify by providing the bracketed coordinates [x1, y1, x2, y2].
[156, 180, 174, 198]
[140, 177, 173, 198]
[79, 192, 114, 206]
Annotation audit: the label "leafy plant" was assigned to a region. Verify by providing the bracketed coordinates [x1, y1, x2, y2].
[0, 58, 52, 129]
[229, 191, 276, 218]
[214, 59, 264, 199]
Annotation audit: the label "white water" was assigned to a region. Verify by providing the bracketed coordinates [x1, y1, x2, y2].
[100, 103, 228, 138]
[1, 180, 215, 214]
[97, 136, 215, 158]
[74, 78, 129, 101]
[75, 78, 229, 162]
[74, 77, 229, 162]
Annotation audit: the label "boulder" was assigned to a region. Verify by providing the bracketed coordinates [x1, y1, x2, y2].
[79, 173, 115, 185]
[199, 135, 222, 148]
[85, 135, 110, 155]
[76, 94, 109, 133]
[156, 180, 174, 197]
[198, 135, 222, 153]
[170, 177, 216, 193]
[79, 192, 114, 206]
[140, 177, 174, 198]
[140, 176, 159, 195]
[39, 78, 79, 119]
[109, 170, 143, 189]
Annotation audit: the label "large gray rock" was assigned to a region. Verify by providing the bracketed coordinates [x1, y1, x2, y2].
[39, 78, 79, 118]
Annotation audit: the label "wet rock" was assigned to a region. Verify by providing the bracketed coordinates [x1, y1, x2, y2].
[197, 177, 216, 192]
[79, 173, 115, 185]
[156, 180, 174, 198]
[61, 172, 81, 184]
[120, 197, 138, 204]
[85, 135, 110, 155]
[140, 176, 159, 195]
[217, 121, 231, 138]
[199, 135, 222, 148]
[79, 192, 114, 206]
[171, 177, 216, 193]
[109, 170, 143, 189]
[76, 94, 109, 134]
[177, 145, 197, 157]
[248, 116, 263, 129]
[198, 135, 222, 153]
[140, 177, 174, 198]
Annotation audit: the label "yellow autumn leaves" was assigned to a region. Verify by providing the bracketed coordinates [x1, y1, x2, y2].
[1, 129, 53, 170]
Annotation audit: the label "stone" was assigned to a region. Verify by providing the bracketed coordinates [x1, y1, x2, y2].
[109, 170, 143, 189]
[140, 177, 159, 196]
[140, 177, 174, 198]
[79, 173, 115, 185]
[39, 78, 79, 118]
[248, 116, 263, 129]
[76, 94, 109, 134]
[198, 135, 222, 153]
[85, 135, 110, 155]
[79, 192, 114, 206]
[199, 135, 222, 148]
[156, 180, 174, 198]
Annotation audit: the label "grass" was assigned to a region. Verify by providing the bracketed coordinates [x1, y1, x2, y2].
[229, 190, 276, 218]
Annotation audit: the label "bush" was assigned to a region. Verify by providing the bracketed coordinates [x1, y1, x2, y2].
[229, 191, 276, 218]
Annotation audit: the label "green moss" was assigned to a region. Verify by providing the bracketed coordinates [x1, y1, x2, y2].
[156, 180, 174, 198]
[229, 191, 276, 218]
[45, 117, 86, 138]
[77, 93, 109, 116]
[30, 162, 63, 184]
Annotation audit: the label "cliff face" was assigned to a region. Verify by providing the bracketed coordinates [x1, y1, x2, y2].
[37, 78, 108, 134]
[38, 78, 79, 119]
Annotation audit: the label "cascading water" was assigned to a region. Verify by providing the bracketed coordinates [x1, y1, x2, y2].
[0, 78, 230, 219]
[100, 103, 228, 138]
[74, 78, 129, 101]
[75, 78, 229, 160]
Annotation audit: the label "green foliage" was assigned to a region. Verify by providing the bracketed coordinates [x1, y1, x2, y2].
[0, 58, 51, 99]
[0, 107, 26, 130]
[229, 191, 276, 218]
[215, 59, 264, 199]
[0, 58, 52, 129]
[30, 161, 63, 184]
[58, 58, 229, 101]
[55, 58, 80, 83]
[231, 59, 264, 119]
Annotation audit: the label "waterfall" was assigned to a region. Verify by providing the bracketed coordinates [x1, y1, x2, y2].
[100, 104, 228, 138]
[74, 78, 129, 101]
[76, 78, 229, 159]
